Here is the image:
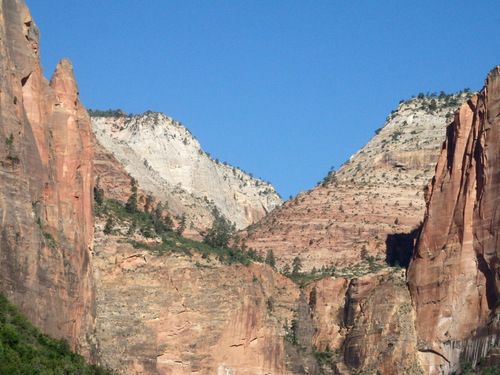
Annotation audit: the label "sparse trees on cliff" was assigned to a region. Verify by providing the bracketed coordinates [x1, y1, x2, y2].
[292, 256, 303, 275]
[176, 214, 187, 235]
[309, 287, 317, 308]
[203, 208, 235, 248]
[103, 218, 114, 235]
[94, 177, 104, 207]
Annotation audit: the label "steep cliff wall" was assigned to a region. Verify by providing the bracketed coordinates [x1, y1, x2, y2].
[93, 229, 298, 374]
[92, 113, 282, 233]
[0, 0, 94, 355]
[408, 66, 500, 374]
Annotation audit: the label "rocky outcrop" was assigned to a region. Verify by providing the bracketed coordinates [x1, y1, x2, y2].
[0, 0, 94, 356]
[408, 66, 500, 374]
[342, 270, 422, 374]
[241, 94, 472, 272]
[92, 114, 282, 233]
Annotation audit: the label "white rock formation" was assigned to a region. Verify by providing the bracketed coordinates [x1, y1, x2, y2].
[92, 112, 282, 231]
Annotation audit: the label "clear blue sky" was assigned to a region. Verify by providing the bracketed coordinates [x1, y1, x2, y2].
[26, 1, 500, 199]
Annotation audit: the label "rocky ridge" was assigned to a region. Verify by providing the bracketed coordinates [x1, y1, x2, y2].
[0, 0, 95, 356]
[337, 92, 474, 185]
[92, 113, 282, 234]
[240, 93, 473, 272]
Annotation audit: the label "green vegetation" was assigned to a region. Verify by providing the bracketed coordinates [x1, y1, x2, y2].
[125, 178, 138, 214]
[98, 199, 263, 266]
[281, 262, 336, 286]
[313, 345, 335, 374]
[203, 208, 235, 248]
[5, 133, 13, 146]
[283, 319, 299, 345]
[409, 89, 476, 114]
[87, 109, 131, 118]
[459, 353, 500, 374]
[265, 249, 276, 269]
[0, 292, 116, 374]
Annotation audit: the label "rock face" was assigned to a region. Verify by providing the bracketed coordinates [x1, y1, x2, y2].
[241, 93, 473, 271]
[408, 66, 500, 374]
[93, 220, 422, 374]
[0, 0, 94, 355]
[92, 114, 282, 232]
[93, 230, 298, 374]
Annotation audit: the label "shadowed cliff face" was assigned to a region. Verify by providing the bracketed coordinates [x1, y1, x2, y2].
[0, 0, 94, 356]
[408, 66, 500, 374]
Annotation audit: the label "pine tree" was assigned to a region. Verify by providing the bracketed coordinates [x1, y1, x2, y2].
[125, 178, 138, 213]
[265, 249, 276, 269]
[292, 256, 302, 275]
[176, 214, 187, 235]
[103, 218, 113, 235]
[203, 208, 235, 248]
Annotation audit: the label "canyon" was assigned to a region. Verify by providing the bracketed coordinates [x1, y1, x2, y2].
[1, 1, 500, 374]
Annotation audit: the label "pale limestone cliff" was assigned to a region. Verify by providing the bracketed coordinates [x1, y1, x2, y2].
[0, 0, 94, 356]
[408, 66, 500, 374]
[337, 92, 474, 185]
[92, 113, 282, 233]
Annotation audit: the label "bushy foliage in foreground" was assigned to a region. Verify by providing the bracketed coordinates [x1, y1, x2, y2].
[0, 292, 117, 374]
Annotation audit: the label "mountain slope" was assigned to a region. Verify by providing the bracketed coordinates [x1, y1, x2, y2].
[92, 113, 282, 233]
[240, 92, 474, 271]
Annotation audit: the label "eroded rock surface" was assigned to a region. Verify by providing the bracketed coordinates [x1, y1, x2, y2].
[92, 114, 282, 233]
[408, 66, 500, 374]
[93, 230, 298, 374]
[241, 94, 472, 272]
[0, 0, 94, 355]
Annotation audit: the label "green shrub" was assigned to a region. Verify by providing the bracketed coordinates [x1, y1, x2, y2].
[0, 292, 117, 374]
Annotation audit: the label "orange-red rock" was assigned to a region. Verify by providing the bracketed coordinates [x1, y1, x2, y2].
[0, 0, 94, 356]
[409, 66, 500, 374]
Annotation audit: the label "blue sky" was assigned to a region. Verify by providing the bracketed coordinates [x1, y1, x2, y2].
[26, 1, 500, 199]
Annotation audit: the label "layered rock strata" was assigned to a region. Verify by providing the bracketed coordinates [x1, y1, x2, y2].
[93, 215, 423, 374]
[0, 0, 94, 355]
[408, 66, 500, 374]
[92, 114, 282, 233]
[241, 93, 473, 271]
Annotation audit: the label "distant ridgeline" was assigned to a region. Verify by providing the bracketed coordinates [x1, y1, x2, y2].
[399, 88, 475, 117]
[88, 109, 132, 118]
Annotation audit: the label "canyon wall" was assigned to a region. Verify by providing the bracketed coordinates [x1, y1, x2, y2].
[408, 66, 500, 374]
[0, 0, 95, 355]
[93, 221, 423, 374]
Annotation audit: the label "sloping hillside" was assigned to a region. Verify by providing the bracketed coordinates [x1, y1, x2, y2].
[92, 112, 282, 233]
[240, 92, 474, 271]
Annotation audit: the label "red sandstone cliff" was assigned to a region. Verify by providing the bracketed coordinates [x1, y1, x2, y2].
[0, 0, 94, 355]
[408, 66, 500, 374]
